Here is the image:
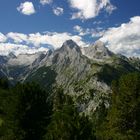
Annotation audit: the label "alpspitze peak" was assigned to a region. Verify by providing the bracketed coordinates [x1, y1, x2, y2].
[62, 39, 79, 50]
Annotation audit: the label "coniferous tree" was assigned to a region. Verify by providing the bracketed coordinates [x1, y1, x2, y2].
[44, 87, 96, 140]
[13, 82, 52, 140]
[101, 73, 140, 140]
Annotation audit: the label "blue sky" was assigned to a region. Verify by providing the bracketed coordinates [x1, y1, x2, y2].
[0, 0, 140, 57]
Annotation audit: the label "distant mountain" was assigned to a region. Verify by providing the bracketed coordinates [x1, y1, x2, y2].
[82, 40, 114, 61]
[0, 52, 46, 81]
[0, 40, 139, 115]
[0, 56, 8, 65]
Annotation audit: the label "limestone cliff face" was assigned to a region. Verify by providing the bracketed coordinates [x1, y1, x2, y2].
[82, 40, 114, 61]
[23, 40, 138, 115]
[0, 40, 139, 115]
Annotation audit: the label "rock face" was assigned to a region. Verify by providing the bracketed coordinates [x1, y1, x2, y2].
[82, 40, 113, 60]
[0, 52, 46, 82]
[0, 40, 139, 115]
[7, 53, 43, 66]
[0, 56, 8, 65]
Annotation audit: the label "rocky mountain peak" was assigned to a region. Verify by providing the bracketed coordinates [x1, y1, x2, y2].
[0, 39, 139, 116]
[83, 40, 113, 60]
[42, 40, 83, 69]
[61, 39, 81, 52]
[63, 39, 78, 48]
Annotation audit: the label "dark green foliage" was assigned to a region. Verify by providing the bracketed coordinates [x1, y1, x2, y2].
[13, 83, 52, 140]
[0, 80, 52, 140]
[97, 61, 136, 85]
[129, 57, 140, 70]
[0, 72, 140, 140]
[0, 78, 9, 89]
[99, 72, 140, 140]
[97, 64, 122, 85]
[44, 88, 96, 140]
[8, 66, 28, 81]
[0, 80, 96, 140]
[94, 101, 107, 128]
[26, 66, 57, 89]
[0, 79, 17, 140]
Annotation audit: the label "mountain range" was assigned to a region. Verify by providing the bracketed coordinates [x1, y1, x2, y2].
[0, 40, 140, 115]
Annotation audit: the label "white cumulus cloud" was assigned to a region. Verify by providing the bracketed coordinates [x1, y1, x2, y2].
[53, 7, 64, 16]
[69, 0, 116, 20]
[6, 32, 86, 49]
[40, 0, 52, 5]
[7, 32, 27, 43]
[73, 25, 92, 36]
[0, 32, 87, 56]
[17, 2, 36, 15]
[100, 16, 140, 57]
[0, 33, 7, 43]
[73, 25, 105, 37]
[27, 32, 86, 48]
[0, 43, 48, 56]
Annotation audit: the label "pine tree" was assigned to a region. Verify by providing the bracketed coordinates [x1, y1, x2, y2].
[102, 73, 140, 140]
[13, 82, 52, 140]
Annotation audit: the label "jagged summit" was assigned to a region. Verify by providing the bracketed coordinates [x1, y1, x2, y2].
[0, 39, 139, 115]
[83, 40, 113, 60]
[44, 40, 82, 67]
[61, 39, 81, 52]
[62, 39, 78, 48]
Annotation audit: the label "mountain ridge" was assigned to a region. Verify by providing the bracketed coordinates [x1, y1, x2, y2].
[0, 40, 139, 115]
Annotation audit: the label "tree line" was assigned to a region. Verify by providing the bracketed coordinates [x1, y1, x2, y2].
[0, 72, 140, 140]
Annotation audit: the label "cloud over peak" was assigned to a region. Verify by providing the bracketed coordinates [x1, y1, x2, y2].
[17, 1, 36, 15]
[0, 43, 48, 56]
[100, 16, 140, 57]
[7, 32, 27, 43]
[0, 32, 87, 56]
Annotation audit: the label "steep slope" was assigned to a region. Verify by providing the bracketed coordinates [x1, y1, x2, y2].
[25, 40, 138, 115]
[0, 56, 8, 65]
[0, 40, 139, 115]
[0, 54, 13, 79]
[128, 57, 140, 70]
[82, 40, 114, 61]
[26, 40, 91, 89]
